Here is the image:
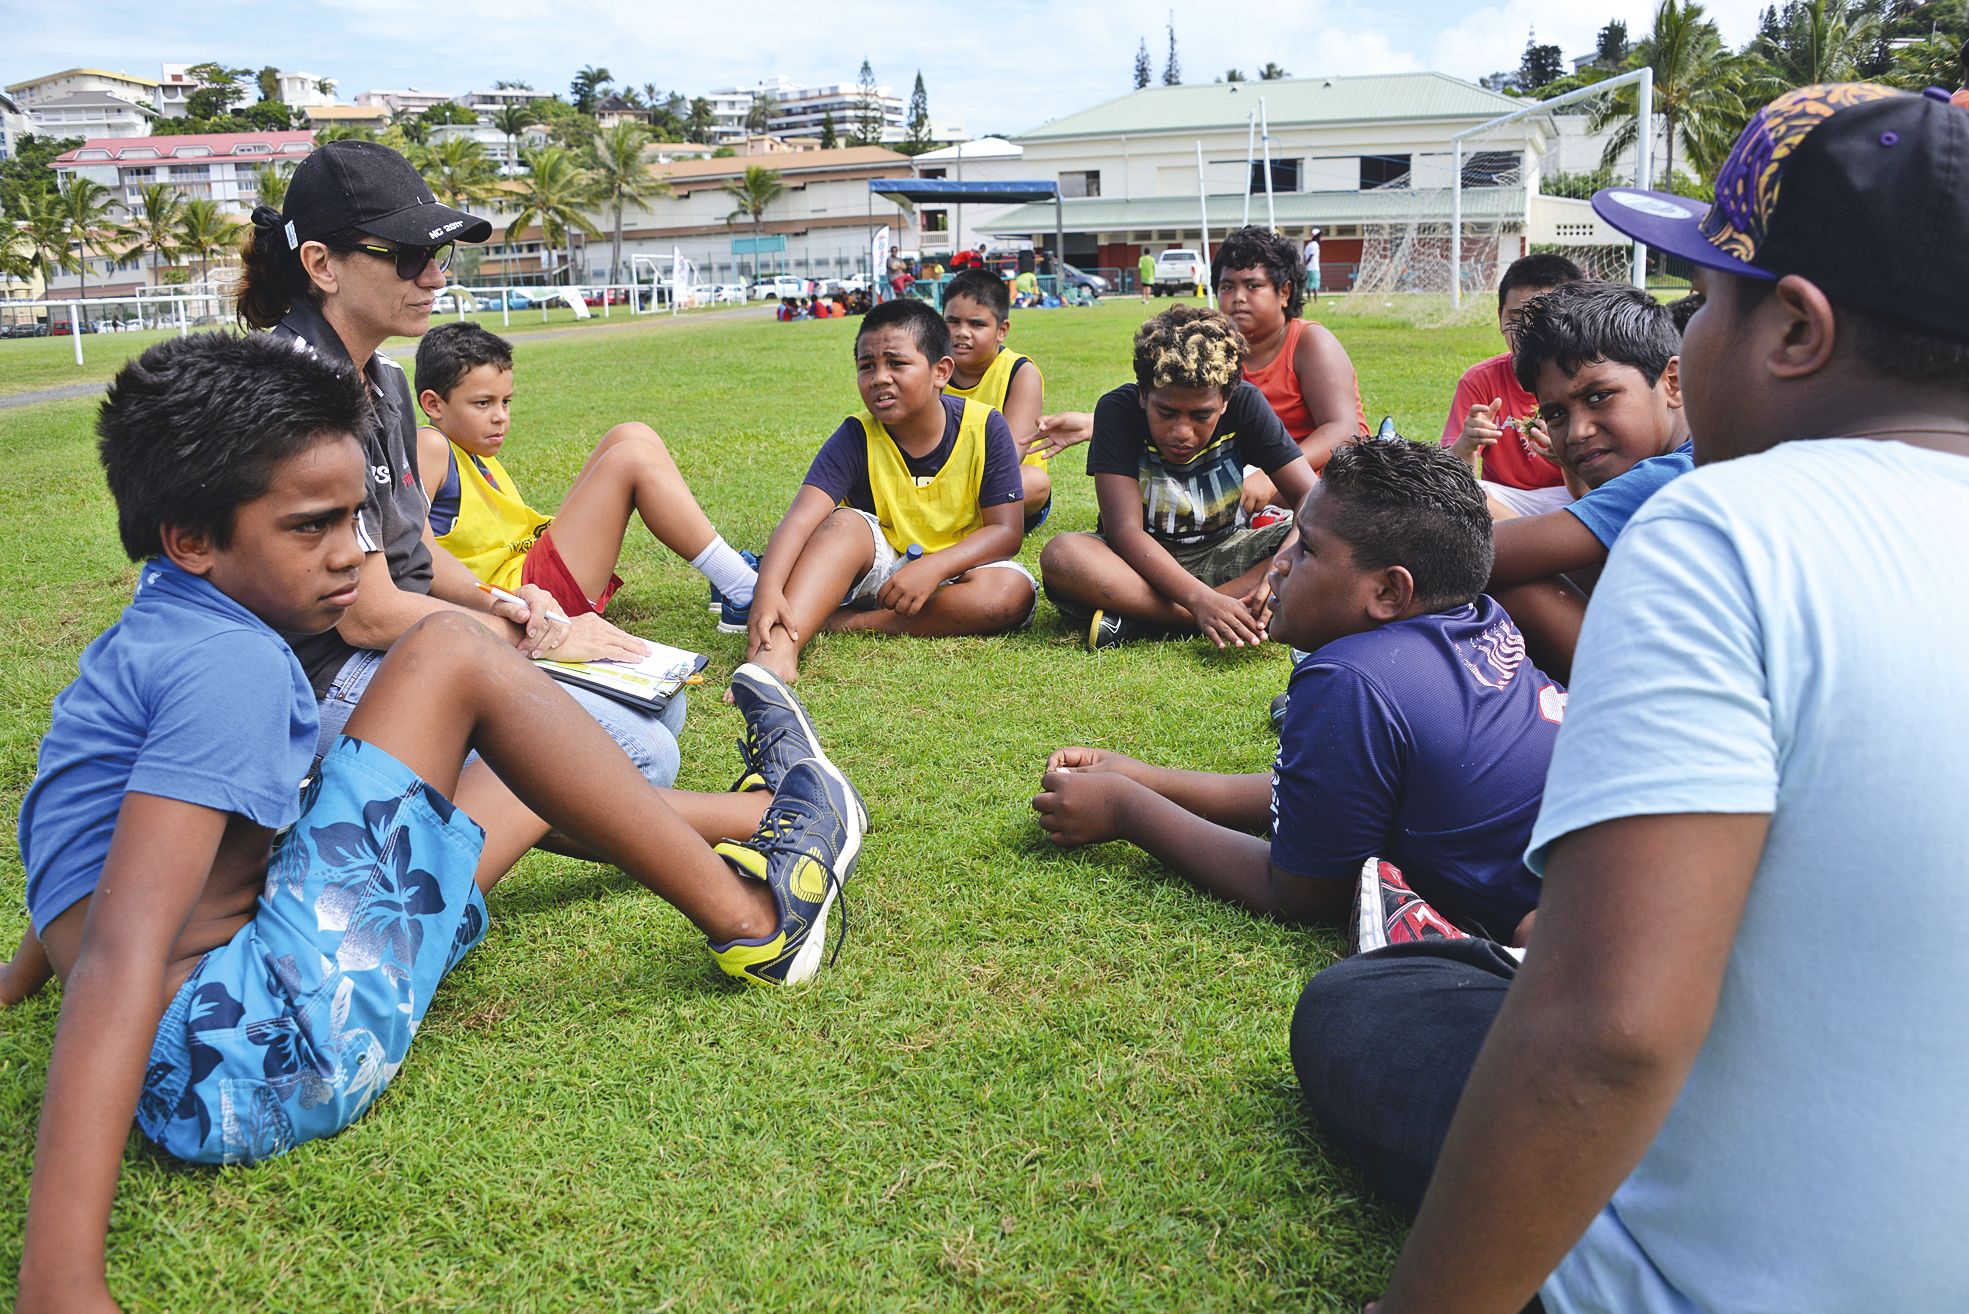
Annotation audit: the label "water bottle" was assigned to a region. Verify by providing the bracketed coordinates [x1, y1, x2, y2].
[906, 543, 924, 563]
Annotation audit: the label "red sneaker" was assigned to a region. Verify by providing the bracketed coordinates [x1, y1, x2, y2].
[1348, 858, 1471, 956]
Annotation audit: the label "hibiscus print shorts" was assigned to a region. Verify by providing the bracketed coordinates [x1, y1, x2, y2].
[137, 735, 487, 1165]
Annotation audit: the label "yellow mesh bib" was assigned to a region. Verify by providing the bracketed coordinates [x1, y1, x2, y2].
[945, 350, 1044, 468]
[861, 398, 989, 555]
[429, 438, 553, 593]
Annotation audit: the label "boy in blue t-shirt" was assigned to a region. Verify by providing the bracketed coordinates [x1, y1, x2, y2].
[1483, 281, 1693, 681]
[1031, 438, 1564, 943]
[8, 335, 864, 1311]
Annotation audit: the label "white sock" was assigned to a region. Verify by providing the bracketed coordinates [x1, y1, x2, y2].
[691, 535, 756, 607]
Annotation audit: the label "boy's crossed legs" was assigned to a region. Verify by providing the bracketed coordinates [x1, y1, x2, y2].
[1039, 527, 1283, 642]
[747, 506, 1036, 684]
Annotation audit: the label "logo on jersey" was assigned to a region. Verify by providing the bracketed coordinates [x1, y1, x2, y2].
[371, 463, 392, 486]
[1460, 620, 1527, 690]
[1538, 683, 1568, 725]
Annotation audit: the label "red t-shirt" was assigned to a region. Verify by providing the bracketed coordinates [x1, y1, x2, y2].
[1440, 352, 1563, 490]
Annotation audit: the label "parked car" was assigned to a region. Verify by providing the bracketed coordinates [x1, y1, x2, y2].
[0, 322, 48, 338]
[581, 287, 631, 307]
[749, 274, 806, 301]
[1061, 262, 1110, 296]
[1151, 248, 1207, 296]
[433, 293, 483, 314]
[492, 290, 534, 311]
[714, 283, 748, 303]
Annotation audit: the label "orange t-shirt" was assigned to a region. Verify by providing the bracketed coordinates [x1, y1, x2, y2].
[1241, 317, 1369, 442]
[1951, 87, 1969, 111]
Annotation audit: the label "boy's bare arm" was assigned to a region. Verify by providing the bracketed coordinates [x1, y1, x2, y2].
[18, 794, 228, 1314]
[1488, 510, 1605, 589]
[1043, 747, 1273, 831]
[749, 485, 837, 649]
[1373, 812, 1766, 1314]
[1032, 770, 1348, 924]
[415, 426, 450, 503]
[0, 929, 52, 1006]
[1294, 323, 1365, 471]
[1002, 364, 1044, 455]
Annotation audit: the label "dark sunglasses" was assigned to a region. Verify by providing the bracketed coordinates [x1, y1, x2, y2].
[347, 240, 455, 280]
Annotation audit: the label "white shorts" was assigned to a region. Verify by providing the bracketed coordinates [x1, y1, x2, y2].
[839, 508, 1037, 621]
[1481, 480, 1577, 518]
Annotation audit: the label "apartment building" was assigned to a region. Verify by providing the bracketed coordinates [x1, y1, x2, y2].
[5, 67, 157, 109]
[355, 88, 456, 116]
[27, 92, 156, 139]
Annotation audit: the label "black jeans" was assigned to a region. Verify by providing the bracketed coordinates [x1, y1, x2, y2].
[1290, 938, 1521, 1219]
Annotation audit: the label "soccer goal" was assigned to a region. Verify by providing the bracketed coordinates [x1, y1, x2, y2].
[1343, 69, 1655, 315]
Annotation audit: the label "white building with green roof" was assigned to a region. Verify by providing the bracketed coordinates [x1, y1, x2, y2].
[988, 72, 1629, 293]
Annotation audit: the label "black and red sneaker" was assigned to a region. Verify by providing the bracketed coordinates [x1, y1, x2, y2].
[1348, 858, 1471, 956]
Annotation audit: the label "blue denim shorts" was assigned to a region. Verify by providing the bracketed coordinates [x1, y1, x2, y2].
[136, 735, 487, 1165]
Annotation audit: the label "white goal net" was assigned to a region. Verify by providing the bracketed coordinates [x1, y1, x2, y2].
[1344, 70, 1654, 314]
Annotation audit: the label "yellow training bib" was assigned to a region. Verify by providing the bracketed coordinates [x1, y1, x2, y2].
[945, 350, 1044, 468]
[430, 438, 553, 593]
[861, 398, 990, 555]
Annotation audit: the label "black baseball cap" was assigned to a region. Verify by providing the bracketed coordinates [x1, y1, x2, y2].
[1590, 83, 1969, 343]
[284, 139, 492, 247]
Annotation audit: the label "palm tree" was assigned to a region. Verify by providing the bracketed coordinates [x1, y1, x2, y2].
[744, 92, 777, 135]
[720, 164, 785, 282]
[0, 225, 33, 284]
[570, 65, 613, 114]
[18, 190, 77, 293]
[505, 145, 600, 286]
[314, 122, 379, 144]
[57, 177, 116, 301]
[1748, 0, 1881, 94]
[117, 182, 186, 293]
[491, 104, 535, 173]
[177, 198, 241, 287]
[1589, 0, 1745, 186]
[413, 135, 501, 211]
[256, 162, 294, 210]
[587, 120, 670, 284]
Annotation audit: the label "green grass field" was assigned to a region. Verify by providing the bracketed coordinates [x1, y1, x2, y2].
[0, 299, 1499, 1312]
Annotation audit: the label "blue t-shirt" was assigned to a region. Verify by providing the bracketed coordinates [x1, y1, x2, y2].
[18, 559, 318, 933]
[1565, 438, 1695, 549]
[804, 394, 1023, 516]
[1532, 439, 1969, 1314]
[1270, 596, 1566, 936]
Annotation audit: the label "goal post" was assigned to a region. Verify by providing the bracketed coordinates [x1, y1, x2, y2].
[1342, 69, 1658, 316]
[1451, 67, 1653, 308]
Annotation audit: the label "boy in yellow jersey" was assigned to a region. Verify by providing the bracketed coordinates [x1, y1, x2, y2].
[745, 299, 1034, 685]
[412, 323, 760, 630]
[941, 268, 1050, 529]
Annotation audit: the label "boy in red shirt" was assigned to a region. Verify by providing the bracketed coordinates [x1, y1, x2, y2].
[1443, 253, 1581, 517]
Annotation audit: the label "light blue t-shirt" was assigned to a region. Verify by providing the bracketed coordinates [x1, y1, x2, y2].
[1564, 439, 1694, 549]
[19, 559, 318, 933]
[1527, 439, 1969, 1313]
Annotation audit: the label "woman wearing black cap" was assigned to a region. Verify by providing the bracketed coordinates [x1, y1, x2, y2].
[235, 140, 689, 843]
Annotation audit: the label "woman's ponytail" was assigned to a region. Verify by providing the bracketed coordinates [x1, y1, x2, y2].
[235, 203, 315, 329]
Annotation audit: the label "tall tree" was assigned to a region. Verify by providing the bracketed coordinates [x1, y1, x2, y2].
[588, 120, 671, 283]
[1222, 68, 1247, 82]
[116, 182, 186, 291]
[1258, 61, 1289, 79]
[1163, 17, 1182, 85]
[685, 97, 715, 144]
[18, 190, 77, 292]
[176, 198, 240, 287]
[183, 62, 251, 119]
[1519, 29, 1567, 89]
[255, 162, 294, 210]
[506, 145, 601, 285]
[1749, 0, 1881, 92]
[313, 122, 379, 144]
[853, 60, 884, 145]
[494, 79, 534, 91]
[820, 111, 839, 149]
[1134, 39, 1153, 88]
[0, 224, 32, 282]
[903, 72, 932, 154]
[1597, 19, 1633, 65]
[57, 177, 115, 300]
[491, 103, 536, 171]
[1590, 0, 1746, 185]
[570, 66, 613, 115]
[0, 134, 82, 210]
[721, 164, 785, 282]
[412, 136, 500, 211]
[256, 65, 281, 102]
[745, 92, 777, 135]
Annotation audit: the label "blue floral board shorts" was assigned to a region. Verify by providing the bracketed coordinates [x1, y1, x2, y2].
[136, 735, 487, 1165]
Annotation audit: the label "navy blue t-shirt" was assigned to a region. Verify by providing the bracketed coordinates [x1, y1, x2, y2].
[19, 559, 318, 933]
[1269, 596, 1566, 935]
[1566, 439, 1695, 549]
[805, 394, 1023, 515]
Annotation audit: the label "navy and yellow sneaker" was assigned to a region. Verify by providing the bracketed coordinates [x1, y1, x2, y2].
[707, 757, 863, 986]
[706, 548, 761, 614]
[727, 661, 868, 830]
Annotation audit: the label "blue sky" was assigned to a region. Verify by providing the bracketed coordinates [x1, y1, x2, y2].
[7, 0, 1770, 136]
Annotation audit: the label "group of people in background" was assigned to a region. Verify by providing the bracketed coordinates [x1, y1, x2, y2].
[9, 80, 1969, 1314]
